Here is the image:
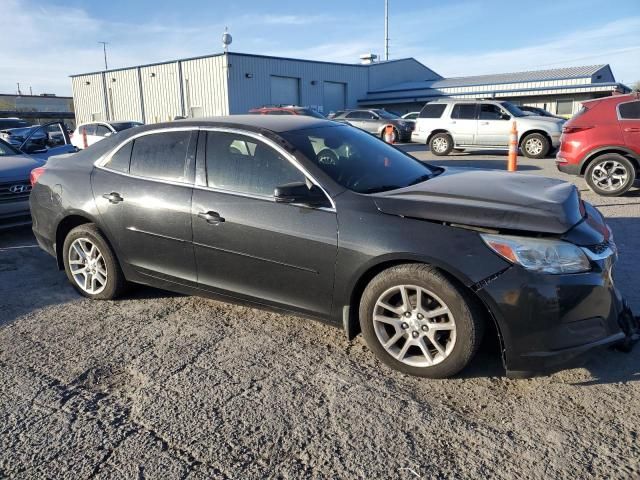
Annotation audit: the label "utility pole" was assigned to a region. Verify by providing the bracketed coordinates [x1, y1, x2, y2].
[98, 41, 109, 70]
[16, 82, 22, 95]
[384, 0, 389, 61]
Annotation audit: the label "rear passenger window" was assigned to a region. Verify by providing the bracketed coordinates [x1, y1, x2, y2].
[130, 131, 192, 183]
[419, 104, 446, 118]
[619, 101, 640, 119]
[104, 142, 132, 173]
[451, 104, 477, 120]
[205, 132, 304, 197]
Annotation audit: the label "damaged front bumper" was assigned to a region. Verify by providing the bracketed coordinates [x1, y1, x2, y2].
[474, 248, 638, 378]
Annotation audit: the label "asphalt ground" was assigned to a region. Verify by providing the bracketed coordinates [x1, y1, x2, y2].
[1, 146, 639, 479]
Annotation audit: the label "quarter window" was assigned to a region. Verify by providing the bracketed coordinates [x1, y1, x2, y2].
[618, 101, 640, 119]
[82, 124, 96, 136]
[104, 142, 133, 173]
[419, 104, 446, 118]
[205, 132, 304, 197]
[129, 131, 192, 183]
[451, 104, 477, 120]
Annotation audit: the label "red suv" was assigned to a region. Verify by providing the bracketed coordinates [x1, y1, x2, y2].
[556, 93, 640, 196]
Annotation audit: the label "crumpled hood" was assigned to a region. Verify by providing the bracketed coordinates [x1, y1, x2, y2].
[0, 154, 45, 181]
[373, 167, 583, 234]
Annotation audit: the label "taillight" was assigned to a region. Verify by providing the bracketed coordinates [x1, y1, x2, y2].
[30, 167, 45, 186]
[562, 125, 593, 134]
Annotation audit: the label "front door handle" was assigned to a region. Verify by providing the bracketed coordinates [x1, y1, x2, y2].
[198, 211, 225, 225]
[102, 192, 123, 204]
[480, 121, 490, 125]
[623, 127, 640, 133]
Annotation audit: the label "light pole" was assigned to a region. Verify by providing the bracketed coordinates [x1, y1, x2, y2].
[98, 41, 109, 70]
[384, 0, 389, 61]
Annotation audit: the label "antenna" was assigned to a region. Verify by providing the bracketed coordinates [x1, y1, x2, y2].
[222, 27, 232, 53]
[384, 0, 389, 61]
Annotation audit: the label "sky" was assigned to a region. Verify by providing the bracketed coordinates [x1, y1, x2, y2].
[1, 0, 639, 96]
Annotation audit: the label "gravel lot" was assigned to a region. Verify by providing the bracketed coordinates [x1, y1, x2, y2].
[1, 147, 639, 479]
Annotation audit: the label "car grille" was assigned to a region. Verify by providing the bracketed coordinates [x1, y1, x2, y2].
[0, 180, 32, 204]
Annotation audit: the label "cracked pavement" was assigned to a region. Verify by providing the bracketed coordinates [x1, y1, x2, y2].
[1, 149, 640, 479]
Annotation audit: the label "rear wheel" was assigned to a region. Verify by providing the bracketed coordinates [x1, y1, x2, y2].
[359, 264, 484, 378]
[63, 224, 127, 300]
[429, 133, 453, 156]
[521, 133, 550, 158]
[585, 154, 636, 196]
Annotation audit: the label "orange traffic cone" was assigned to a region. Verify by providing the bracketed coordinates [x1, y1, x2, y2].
[384, 125, 395, 144]
[507, 121, 518, 172]
[82, 127, 88, 149]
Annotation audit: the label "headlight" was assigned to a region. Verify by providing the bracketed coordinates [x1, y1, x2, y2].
[480, 234, 591, 274]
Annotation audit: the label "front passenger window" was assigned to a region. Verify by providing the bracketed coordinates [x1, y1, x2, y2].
[205, 132, 304, 197]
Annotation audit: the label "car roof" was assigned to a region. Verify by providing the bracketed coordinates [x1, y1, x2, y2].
[134, 115, 339, 134]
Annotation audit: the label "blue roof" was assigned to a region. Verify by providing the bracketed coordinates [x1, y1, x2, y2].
[369, 65, 610, 93]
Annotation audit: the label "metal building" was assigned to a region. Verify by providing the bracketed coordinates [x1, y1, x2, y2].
[71, 53, 630, 125]
[70, 52, 437, 124]
[0, 93, 75, 125]
[359, 65, 631, 117]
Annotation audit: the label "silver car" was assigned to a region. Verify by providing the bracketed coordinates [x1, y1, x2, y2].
[332, 109, 414, 143]
[411, 99, 564, 158]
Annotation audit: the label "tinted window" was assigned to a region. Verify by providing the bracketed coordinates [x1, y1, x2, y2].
[451, 104, 477, 120]
[130, 131, 191, 182]
[376, 110, 398, 119]
[419, 104, 446, 118]
[82, 124, 96, 136]
[0, 119, 30, 129]
[281, 125, 435, 194]
[500, 102, 525, 117]
[95, 125, 111, 137]
[111, 122, 143, 132]
[345, 111, 365, 119]
[619, 101, 640, 119]
[479, 104, 505, 120]
[105, 141, 133, 173]
[205, 132, 304, 196]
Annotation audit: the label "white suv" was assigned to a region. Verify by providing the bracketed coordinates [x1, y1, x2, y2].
[411, 99, 564, 158]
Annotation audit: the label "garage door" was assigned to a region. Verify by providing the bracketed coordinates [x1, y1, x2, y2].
[323, 81, 346, 114]
[270, 76, 300, 106]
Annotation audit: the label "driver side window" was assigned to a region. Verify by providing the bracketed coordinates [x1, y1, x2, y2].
[479, 104, 505, 120]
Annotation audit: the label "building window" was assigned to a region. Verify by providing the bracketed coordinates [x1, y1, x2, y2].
[556, 99, 573, 116]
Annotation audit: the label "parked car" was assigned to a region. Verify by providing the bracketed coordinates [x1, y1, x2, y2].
[402, 112, 420, 121]
[556, 93, 640, 196]
[0, 139, 45, 228]
[411, 99, 564, 158]
[249, 106, 325, 118]
[326, 110, 344, 120]
[332, 109, 413, 143]
[0, 121, 75, 161]
[519, 105, 564, 119]
[30, 115, 637, 378]
[0, 118, 31, 130]
[71, 121, 143, 149]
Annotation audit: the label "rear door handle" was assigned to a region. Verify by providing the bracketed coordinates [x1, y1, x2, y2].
[102, 192, 123, 204]
[480, 121, 490, 125]
[198, 211, 225, 225]
[623, 127, 640, 132]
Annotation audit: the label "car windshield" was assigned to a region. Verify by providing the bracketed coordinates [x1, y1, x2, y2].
[281, 125, 436, 194]
[111, 122, 143, 132]
[376, 110, 400, 119]
[0, 139, 20, 156]
[500, 102, 526, 117]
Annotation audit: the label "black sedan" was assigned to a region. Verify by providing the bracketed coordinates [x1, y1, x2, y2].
[29, 116, 637, 378]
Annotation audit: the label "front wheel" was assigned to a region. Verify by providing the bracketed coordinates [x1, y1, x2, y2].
[585, 154, 636, 196]
[63, 224, 127, 300]
[521, 133, 550, 159]
[359, 264, 484, 378]
[429, 133, 453, 156]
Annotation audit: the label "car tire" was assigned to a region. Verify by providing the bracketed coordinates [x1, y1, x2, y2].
[585, 154, 636, 197]
[429, 133, 453, 156]
[359, 264, 484, 378]
[521, 133, 550, 159]
[62, 224, 127, 300]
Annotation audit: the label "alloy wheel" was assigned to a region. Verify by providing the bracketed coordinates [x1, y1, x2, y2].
[591, 160, 629, 192]
[432, 137, 449, 153]
[524, 137, 544, 156]
[373, 285, 456, 367]
[68, 237, 108, 295]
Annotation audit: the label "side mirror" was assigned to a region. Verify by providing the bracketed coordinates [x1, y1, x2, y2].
[104, 132, 113, 137]
[500, 113, 511, 121]
[274, 182, 329, 207]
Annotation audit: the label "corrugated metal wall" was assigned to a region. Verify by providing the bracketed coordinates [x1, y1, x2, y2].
[226, 54, 368, 114]
[106, 69, 143, 122]
[180, 55, 229, 116]
[368, 59, 441, 91]
[140, 62, 182, 123]
[71, 73, 107, 124]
